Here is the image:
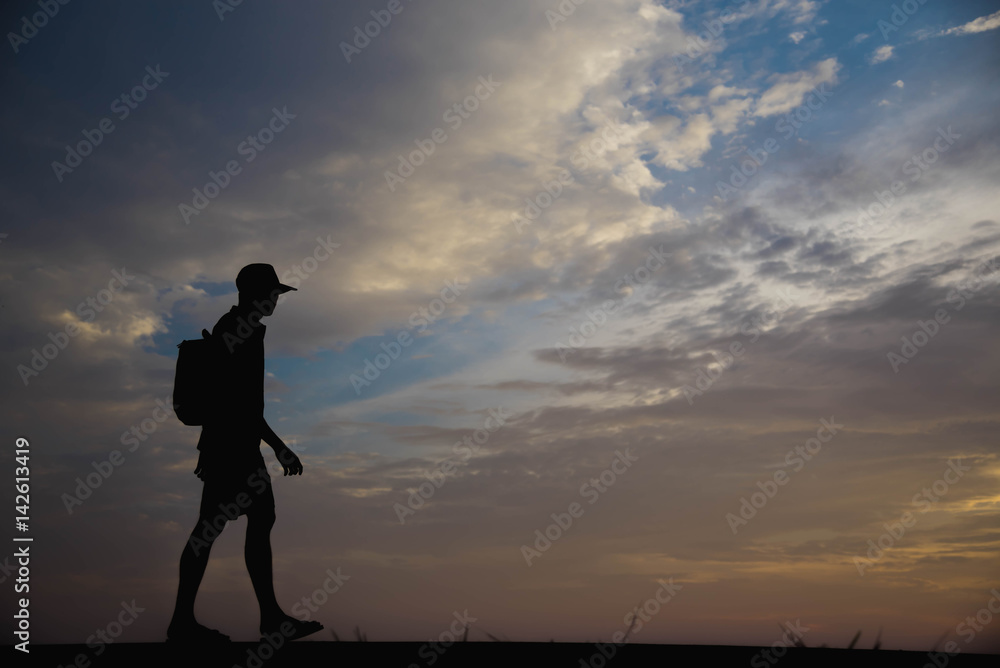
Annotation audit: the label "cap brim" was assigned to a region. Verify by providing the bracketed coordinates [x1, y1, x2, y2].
[276, 283, 297, 293]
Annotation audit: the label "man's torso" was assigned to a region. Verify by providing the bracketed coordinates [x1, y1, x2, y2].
[196, 306, 267, 477]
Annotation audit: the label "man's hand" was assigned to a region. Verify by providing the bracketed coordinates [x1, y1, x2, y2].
[276, 445, 303, 476]
[262, 418, 303, 475]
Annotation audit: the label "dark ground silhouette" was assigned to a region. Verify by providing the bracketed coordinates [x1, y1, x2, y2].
[29, 640, 1000, 668]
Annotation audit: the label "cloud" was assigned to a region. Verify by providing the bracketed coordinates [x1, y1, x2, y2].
[647, 114, 718, 171]
[939, 9, 1000, 36]
[868, 45, 894, 64]
[789, 31, 807, 44]
[752, 57, 840, 117]
[711, 96, 754, 134]
[771, 0, 822, 25]
[893, 80, 904, 88]
[4, 0, 1000, 650]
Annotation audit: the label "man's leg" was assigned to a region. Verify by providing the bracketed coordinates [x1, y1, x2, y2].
[243, 470, 323, 639]
[245, 505, 283, 623]
[170, 512, 227, 631]
[169, 476, 232, 639]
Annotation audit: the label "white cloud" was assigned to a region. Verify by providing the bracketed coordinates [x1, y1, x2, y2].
[707, 85, 752, 103]
[711, 96, 754, 134]
[771, 0, 821, 25]
[789, 31, 807, 44]
[610, 159, 661, 196]
[893, 80, 904, 88]
[869, 44, 894, 64]
[647, 113, 716, 171]
[6, 0, 1000, 650]
[675, 95, 705, 113]
[940, 9, 1000, 36]
[852, 33, 870, 44]
[752, 57, 840, 117]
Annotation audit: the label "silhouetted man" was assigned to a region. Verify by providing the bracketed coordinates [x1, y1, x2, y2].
[168, 263, 323, 643]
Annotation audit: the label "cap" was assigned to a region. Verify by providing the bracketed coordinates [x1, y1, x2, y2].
[235, 263, 297, 297]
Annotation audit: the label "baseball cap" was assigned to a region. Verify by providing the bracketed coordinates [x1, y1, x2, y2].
[235, 263, 297, 297]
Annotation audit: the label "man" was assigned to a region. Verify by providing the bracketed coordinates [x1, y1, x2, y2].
[168, 263, 323, 643]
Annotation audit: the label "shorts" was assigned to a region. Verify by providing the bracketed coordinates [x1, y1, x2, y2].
[198, 455, 274, 521]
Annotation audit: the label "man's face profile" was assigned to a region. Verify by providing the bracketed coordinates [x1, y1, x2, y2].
[251, 288, 282, 317]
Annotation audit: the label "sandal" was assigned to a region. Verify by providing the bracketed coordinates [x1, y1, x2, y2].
[259, 618, 324, 642]
[167, 621, 232, 644]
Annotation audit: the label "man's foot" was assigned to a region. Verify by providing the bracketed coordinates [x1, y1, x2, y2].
[167, 619, 231, 644]
[260, 614, 324, 642]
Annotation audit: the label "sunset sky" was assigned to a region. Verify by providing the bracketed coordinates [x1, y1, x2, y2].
[2, 0, 999, 653]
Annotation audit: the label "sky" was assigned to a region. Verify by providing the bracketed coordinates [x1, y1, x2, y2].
[1, 0, 1000, 653]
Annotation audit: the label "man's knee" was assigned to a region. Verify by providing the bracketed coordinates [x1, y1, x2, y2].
[247, 507, 276, 529]
[186, 516, 224, 554]
[199, 507, 232, 534]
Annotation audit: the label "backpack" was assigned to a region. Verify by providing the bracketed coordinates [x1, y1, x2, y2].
[173, 329, 220, 426]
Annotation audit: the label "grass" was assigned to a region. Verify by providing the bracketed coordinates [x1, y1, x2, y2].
[321, 622, 959, 651]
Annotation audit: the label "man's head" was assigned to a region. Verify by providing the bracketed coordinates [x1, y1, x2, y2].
[236, 264, 296, 316]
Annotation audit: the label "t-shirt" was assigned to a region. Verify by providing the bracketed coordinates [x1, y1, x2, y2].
[195, 306, 267, 478]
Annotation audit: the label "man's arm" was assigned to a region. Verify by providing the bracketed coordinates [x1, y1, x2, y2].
[260, 416, 303, 475]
